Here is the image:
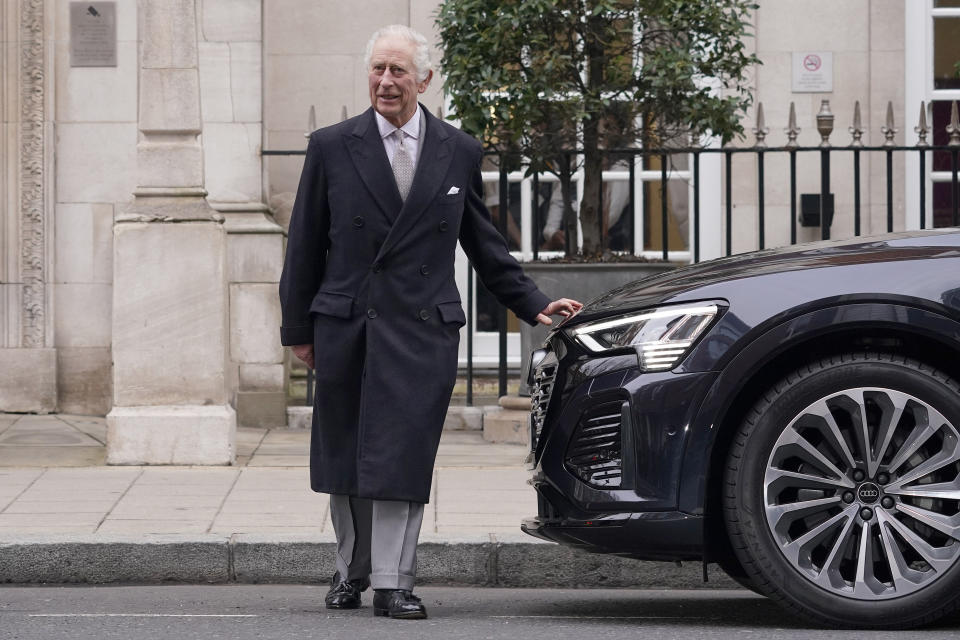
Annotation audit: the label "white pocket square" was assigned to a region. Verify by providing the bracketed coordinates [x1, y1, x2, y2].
[446, 186, 460, 195]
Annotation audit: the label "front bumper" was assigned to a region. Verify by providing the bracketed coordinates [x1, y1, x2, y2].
[521, 510, 703, 561]
[524, 334, 717, 558]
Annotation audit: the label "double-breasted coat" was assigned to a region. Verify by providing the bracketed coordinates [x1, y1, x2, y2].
[279, 106, 550, 503]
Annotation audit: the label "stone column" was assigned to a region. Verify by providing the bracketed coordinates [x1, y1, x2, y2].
[198, 0, 286, 428]
[0, 0, 57, 412]
[106, 0, 235, 464]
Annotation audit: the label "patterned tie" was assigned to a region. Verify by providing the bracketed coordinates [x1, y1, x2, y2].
[391, 129, 414, 201]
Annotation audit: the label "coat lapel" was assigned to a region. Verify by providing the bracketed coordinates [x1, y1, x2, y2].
[375, 106, 453, 262]
[343, 108, 403, 221]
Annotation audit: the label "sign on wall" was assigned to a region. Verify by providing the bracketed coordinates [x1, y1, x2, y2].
[70, 2, 117, 67]
[792, 52, 833, 93]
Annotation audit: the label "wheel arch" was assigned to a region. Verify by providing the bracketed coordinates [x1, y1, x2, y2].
[686, 303, 960, 569]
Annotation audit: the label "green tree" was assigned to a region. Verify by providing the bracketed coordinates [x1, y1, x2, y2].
[436, 0, 759, 256]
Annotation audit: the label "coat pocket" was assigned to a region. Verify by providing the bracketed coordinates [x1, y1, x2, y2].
[309, 291, 354, 319]
[436, 190, 466, 207]
[436, 301, 466, 327]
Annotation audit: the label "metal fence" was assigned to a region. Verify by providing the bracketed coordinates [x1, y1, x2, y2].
[265, 99, 960, 405]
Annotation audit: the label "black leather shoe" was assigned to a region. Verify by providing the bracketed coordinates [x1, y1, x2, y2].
[372, 589, 427, 619]
[325, 572, 370, 609]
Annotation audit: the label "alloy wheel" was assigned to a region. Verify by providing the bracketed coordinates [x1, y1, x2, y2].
[764, 386, 960, 599]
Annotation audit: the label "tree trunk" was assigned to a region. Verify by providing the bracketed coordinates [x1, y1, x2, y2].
[579, 13, 606, 256]
[580, 122, 602, 256]
[558, 162, 577, 256]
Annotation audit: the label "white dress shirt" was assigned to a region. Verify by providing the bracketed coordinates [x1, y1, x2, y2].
[375, 104, 423, 173]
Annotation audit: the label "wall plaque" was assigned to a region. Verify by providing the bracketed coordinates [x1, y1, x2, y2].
[70, 2, 117, 67]
[792, 52, 833, 93]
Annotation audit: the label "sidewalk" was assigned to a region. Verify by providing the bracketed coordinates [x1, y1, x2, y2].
[0, 413, 735, 589]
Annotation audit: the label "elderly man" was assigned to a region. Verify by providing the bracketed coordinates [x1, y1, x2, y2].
[279, 24, 581, 620]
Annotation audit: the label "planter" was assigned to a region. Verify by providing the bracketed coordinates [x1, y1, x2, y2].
[518, 261, 678, 394]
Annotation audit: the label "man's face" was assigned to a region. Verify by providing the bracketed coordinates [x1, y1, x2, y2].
[368, 35, 431, 128]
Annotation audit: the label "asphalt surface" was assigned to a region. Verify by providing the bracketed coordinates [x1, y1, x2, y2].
[2, 585, 960, 640]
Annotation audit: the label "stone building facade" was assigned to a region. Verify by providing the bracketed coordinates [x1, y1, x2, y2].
[0, 0, 947, 463]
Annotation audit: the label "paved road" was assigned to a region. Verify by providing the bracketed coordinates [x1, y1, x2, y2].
[2, 585, 959, 639]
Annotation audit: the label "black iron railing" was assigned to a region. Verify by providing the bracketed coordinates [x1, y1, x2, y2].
[266, 99, 960, 406]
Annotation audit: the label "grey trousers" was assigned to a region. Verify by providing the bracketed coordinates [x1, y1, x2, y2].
[328, 494, 425, 591]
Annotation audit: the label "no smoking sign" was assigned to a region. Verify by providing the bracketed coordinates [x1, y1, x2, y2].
[793, 51, 832, 93]
[803, 54, 821, 72]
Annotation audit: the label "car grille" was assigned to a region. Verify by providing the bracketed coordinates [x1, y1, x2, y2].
[530, 353, 558, 450]
[564, 400, 623, 488]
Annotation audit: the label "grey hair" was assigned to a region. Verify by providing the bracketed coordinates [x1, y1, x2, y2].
[364, 24, 433, 83]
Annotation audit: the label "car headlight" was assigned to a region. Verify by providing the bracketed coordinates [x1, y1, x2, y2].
[567, 303, 720, 370]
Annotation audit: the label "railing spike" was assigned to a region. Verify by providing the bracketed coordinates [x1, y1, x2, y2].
[881, 101, 897, 148]
[341, 105, 348, 122]
[752, 102, 769, 148]
[784, 102, 800, 149]
[849, 101, 864, 147]
[915, 101, 930, 147]
[436, 105, 444, 119]
[948, 101, 960, 146]
[305, 105, 317, 138]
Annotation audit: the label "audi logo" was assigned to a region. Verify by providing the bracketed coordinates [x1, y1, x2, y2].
[857, 483, 882, 504]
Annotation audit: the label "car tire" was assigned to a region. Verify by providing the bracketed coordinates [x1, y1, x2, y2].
[724, 352, 960, 629]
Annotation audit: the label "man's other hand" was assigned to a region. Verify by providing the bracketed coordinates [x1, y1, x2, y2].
[292, 344, 315, 369]
[536, 298, 583, 326]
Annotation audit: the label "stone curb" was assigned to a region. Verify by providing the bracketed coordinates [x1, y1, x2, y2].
[0, 533, 739, 589]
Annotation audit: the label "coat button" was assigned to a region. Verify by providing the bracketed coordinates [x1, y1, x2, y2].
[353, 216, 364, 228]
[372, 262, 383, 273]
[419, 264, 430, 276]
[439, 220, 449, 232]
[367, 308, 378, 319]
[418, 309, 430, 321]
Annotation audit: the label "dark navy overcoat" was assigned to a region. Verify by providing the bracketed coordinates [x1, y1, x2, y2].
[279, 106, 550, 503]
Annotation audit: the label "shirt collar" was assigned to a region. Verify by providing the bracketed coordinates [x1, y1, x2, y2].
[375, 104, 422, 141]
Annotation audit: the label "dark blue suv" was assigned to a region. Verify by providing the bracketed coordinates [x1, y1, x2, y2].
[524, 229, 960, 629]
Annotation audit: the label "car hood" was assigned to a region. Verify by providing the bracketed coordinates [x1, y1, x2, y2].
[569, 229, 960, 322]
